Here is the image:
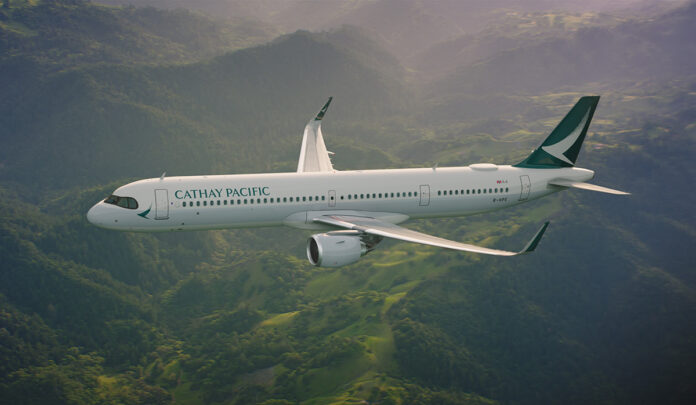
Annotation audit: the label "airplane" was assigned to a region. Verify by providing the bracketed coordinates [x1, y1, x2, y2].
[87, 96, 628, 267]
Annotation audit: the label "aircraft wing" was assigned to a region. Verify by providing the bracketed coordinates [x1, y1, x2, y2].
[313, 215, 549, 256]
[297, 97, 335, 173]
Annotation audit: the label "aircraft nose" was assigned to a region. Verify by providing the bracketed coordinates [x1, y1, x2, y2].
[86, 203, 103, 226]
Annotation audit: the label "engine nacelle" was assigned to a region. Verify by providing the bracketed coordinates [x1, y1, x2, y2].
[307, 232, 368, 267]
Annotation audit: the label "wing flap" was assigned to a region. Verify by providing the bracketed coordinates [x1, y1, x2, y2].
[314, 215, 549, 256]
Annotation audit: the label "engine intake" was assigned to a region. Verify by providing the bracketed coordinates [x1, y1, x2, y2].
[307, 231, 380, 267]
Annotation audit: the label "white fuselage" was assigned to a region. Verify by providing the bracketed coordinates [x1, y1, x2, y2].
[86, 165, 594, 232]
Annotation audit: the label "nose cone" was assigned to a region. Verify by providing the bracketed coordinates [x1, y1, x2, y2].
[86, 203, 106, 227]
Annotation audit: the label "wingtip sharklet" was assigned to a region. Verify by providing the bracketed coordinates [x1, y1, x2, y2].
[520, 221, 550, 254]
[314, 96, 333, 121]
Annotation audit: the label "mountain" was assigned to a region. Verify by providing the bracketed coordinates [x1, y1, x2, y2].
[0, 10, 407, 190]
[0, 0, 276, 69]
[428, 1, 696, 95]
[411, 10, 627, 80]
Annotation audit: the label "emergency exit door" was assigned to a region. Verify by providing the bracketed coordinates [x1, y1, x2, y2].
[419, 185, 430, 206]
[328, 190, 336, 207]
[519, 175, 531, 201]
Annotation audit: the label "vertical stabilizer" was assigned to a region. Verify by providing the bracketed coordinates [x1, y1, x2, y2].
[515, 96, 600, 168]
[297, 97, 335, 173]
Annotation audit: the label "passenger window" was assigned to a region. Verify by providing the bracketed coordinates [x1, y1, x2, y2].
[361, 194, 364, 199]
[183, 201, 187, 207]
[237, 199, 241, 205]
[217, 200, 220, 206]
[303, 196, 307, 202]
[283, 197, 287, 202]
[309, 196, 313, 201]
[203, 201, 207, 206]
[264, 198, 268, 203]
[196, 201, 201, 207]
[244, 199, 248, 204]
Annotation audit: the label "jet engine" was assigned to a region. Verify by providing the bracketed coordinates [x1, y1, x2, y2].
[306, 231, 381, 267]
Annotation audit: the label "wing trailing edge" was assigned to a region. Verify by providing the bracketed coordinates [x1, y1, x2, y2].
[314, 215, 549, 256]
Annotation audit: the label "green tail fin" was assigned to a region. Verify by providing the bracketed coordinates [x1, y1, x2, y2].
[515, 96, 600, 168]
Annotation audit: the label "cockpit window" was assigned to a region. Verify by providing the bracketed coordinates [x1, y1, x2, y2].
[104, 195, 138, 210]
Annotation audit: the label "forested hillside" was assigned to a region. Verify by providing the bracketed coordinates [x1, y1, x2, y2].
[0, 1, 694, 404]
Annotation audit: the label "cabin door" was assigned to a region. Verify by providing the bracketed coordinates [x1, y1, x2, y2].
[419, 185, 430, 206]
[154, 189, 169, 220]
[519, 175, 531, 201]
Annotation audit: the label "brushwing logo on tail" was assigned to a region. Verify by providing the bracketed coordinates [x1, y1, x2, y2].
[541, 109, 590, 165]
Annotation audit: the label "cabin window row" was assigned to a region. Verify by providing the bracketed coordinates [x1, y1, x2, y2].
[182, 195, 326, 207]
[180, 190, 422, 208]
[339, 191, 418, 200]
[437, 187, 509, 196]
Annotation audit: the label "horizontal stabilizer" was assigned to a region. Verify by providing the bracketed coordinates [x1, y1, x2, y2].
[549, 180, 630, 195]
[314, 215, 550, 256]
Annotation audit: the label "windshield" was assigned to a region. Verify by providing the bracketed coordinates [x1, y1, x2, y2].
[103, 195, 138, 209]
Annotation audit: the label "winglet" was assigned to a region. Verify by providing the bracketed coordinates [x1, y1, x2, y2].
[315, 97, 333, 121]
[298, 98, 335, 173]
[520, 221, 550, 254]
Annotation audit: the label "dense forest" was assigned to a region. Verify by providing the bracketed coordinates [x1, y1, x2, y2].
[1, 0, 695, 404]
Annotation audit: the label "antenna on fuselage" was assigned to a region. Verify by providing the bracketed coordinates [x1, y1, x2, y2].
[160, 171, 166, 180]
